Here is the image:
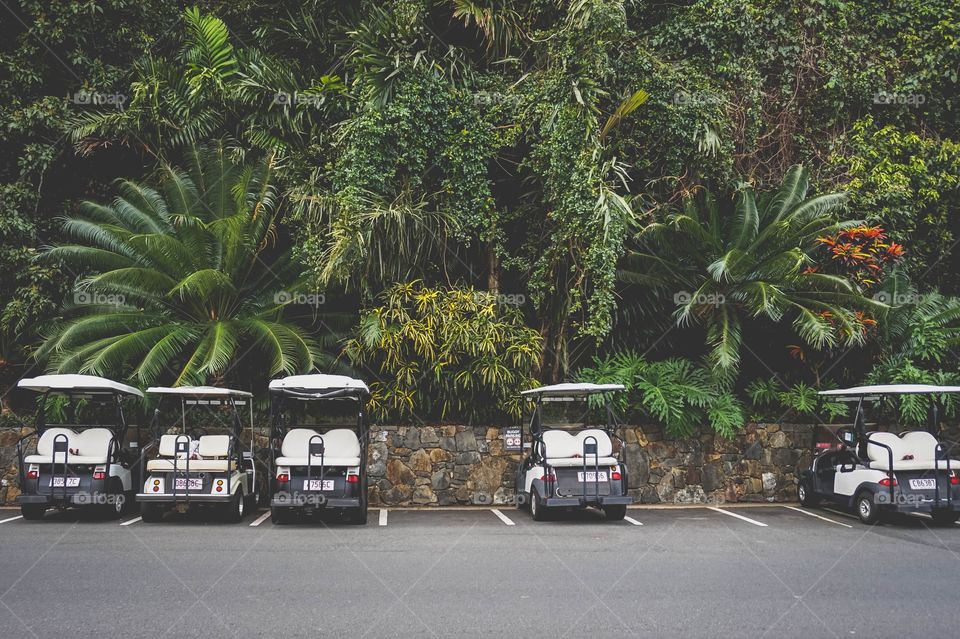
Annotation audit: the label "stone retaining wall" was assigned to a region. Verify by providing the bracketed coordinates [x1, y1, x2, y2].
[0, 423, 810, 506]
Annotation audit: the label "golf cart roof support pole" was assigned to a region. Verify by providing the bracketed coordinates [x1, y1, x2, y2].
[37, 391, 49, 433]
[927, 398, 939, 436]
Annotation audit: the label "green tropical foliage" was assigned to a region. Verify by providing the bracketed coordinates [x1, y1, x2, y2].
[343, 281, 541, 422]
[37, 143, 322, 387]
[578, 351, 744, 438]
[621, 165, 880, 378]
[1, 2, 959, 426]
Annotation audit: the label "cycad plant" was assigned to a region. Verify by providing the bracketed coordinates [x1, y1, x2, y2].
[621, 165, 881, 378]
[37, 143, 322, 387]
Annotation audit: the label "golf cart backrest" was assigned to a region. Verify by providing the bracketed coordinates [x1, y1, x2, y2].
[198, 435, 230, 458]
[28, 427, 116, 465]
[36, 428, 78, 456]
[865, 432, 902, 463]
[900, 431, 940, 460]
[866, 430, 942, 463]
[158, 435, 191, 457]
[281, 428, 360, 459]
[542, 429, 613, 458]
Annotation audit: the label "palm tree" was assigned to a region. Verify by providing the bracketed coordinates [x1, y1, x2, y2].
[620, 165, 882, 378]
[37, 143, 323, 387]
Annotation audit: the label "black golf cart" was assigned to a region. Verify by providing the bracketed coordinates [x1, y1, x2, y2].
[136, 386, 258, 523]
[268, 374, 370, 524]
[797, 384, 960, 524]
[16, 374, 143, 520]
[515, 382, 633, 521]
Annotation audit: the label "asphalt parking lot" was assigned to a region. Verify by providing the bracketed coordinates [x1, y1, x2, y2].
[1, 504, 959, 638]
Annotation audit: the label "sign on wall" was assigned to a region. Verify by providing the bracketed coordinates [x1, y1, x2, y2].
[503, 427, 522, 452]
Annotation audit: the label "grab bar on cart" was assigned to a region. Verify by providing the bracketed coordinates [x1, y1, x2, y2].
[307, 435, 325, 495]
[52, 434, 69, 501]
[582, 436, 600, 502]
[172, 435, 191, 505]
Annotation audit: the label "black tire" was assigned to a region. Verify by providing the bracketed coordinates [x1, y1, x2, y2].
[931, 510, 960, 525]
[223, 490, 245, 523]
[855, 490, 880, 525]
[20, 504, 46, 520]
[141, 502, 163, 523]
[531, 490, 550, 521]
[517, 491, 531, 511]
[347, 507, 368, 525]
[271, 507, 292, 524]
[100, 481, 125, 519]
[797, 480, 820, 507]
[603, 504, 627, 521]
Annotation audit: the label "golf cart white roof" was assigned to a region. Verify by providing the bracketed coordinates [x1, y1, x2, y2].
[269, 374, 369, 394]
[18, 374, 143, 397]
[146, 385, 252, 398]
[819, 384, 960, 399]
[521, 382, 626, 398]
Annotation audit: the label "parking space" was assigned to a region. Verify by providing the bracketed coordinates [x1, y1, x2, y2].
[2, 504, 960, 637]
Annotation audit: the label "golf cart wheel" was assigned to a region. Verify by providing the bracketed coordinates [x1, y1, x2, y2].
[271, 507, 292, 524]
[530, 491, 550, 521]
[347, 507, 368, 525]
[855, 490, 880, 525]
[931, 510, 960, 525]
[100, 481, 125, 520]
[20, 504, 46, 520]
[141, 502, 163, 523]
[603, 504, 627, 521]
[223, 490, 245, 523]
[797, 480, 819, 507]
[244, 492, 257, 517]
[517, 491, 530, 511]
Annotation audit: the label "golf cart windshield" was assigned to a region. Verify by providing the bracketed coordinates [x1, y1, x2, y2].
[18, 374, 143, 435]
[522, 383, 625, 433]
[146, 386, 253, 443]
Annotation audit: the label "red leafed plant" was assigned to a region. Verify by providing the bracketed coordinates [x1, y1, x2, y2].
[815, 225, 905, 290]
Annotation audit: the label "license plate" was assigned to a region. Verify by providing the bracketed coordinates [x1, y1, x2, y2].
[304, 479, 335, 491]
[174, 478, 204, 490]
[577, 472, 608, 482]
[48, 477, 80, 487]
[909, 478, 937, 490]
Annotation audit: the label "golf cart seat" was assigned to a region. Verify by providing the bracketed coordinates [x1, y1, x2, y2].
[542, 429, 618, 467]
[275, 428, 362, 466]
[866, 431, 960, 471]
[145, 434, 237, 472]
[23, 427, 115, 465]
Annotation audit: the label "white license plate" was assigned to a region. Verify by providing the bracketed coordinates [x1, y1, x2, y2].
[304, 479, 335, 491]
[48, 477, 80, 487]
[909, 478, 937, 490]
[578, 472, 608, 482]
[174, 478, 204, 490]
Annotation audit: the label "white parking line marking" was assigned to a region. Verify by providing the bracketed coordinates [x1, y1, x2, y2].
[623, 516, 643, 526]
[782, 506, 853, 528]
[379, 509, 388, 526]
[0, 515, 24, 524]
[707, 507, 768, 527]
[119, 516, 141, 526]
[249, 510, 270, 527]
[490, 508, 515, 526]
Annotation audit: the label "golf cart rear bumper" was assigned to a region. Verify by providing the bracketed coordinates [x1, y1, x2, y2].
[271, 493, 360, 509]
[135, 493, 233, 503]
[544, 495, 633, 508]
[18, 492, 114, 507]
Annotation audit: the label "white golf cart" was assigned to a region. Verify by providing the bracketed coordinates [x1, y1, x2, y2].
[268, 374, 370, 525]
[136, 386, 257, 523]
[515, 382, 634, 521]
[798, 384, 960, 525]
[15, 374, 143, 520]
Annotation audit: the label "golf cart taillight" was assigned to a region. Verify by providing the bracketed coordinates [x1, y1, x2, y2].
[346, 474, 360, 483]
[93, 471, 106, 480]
[27, 469, 39, 480]
[540, 474, 556, 482]
[950, 471, 959, 486]
[879, 477, 897, 487]
[611, 471, 622, 481]
[277, 473, 290, 483]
